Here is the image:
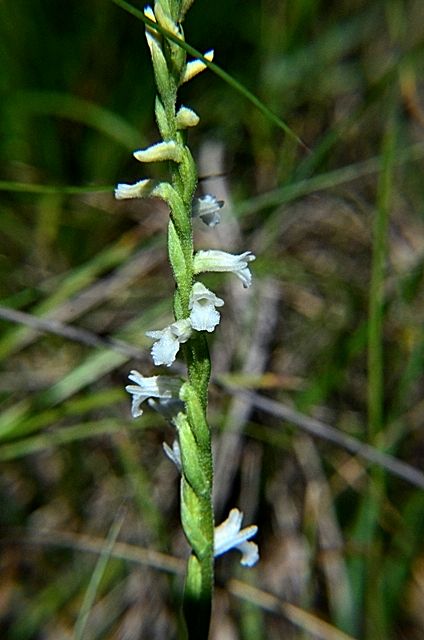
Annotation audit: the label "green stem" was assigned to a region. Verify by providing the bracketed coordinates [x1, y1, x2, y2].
[363, 105, 396, 640]
[147, 4, 214, 636]
[169, 180, 213, 637]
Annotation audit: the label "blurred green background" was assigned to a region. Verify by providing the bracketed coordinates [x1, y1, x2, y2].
[1, 0, 424, 638]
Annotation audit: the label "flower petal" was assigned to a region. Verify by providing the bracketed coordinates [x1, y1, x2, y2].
[238, 541, 260, 567]
[146, 327, 179, 367]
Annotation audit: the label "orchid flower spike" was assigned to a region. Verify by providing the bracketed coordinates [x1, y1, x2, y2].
[194, 249, 256, 288]
[214, 508, 259, 567]
[125, 371, 182, 418]
[192, 194, 223, 227]
[189, 282, 224, 332]
[146, 319, 192, 367]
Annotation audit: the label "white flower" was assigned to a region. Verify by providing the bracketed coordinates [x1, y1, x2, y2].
[114, 180, 181, 210]
[125, 370, 182, 418]
[146, 319, 192, 367]
[162, 439, 182, 471]
[114, 179, 155, 200]
[189, 282, 224, 332]
[176, 106, 200, 129]
[193, 250, 256, 288]
[192, 194, 223, 227]
[214, 508, 259, 567]
[134, 141, 182, 164]
[182, 50, 214, 84]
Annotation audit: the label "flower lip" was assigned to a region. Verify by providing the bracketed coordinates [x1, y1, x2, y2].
[189, 282, 224, 332]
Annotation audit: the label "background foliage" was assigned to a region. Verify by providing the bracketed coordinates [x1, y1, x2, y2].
[1, 0, 424, 638]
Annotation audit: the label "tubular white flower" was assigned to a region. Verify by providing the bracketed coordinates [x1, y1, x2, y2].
[163, 439, 182, 471]
[182, 50, 214, 84]
[114, 179, 156, 200]
[176, 106, 200, 129]
[192, 194, 223, 227]
[194, 249, 256, 288]
[146, 318, 192, 367]
[125, 370, 182, 418]
[189, 282, 224, 332]
[134, 141, 183, 164]
[214, 508, 259, 567]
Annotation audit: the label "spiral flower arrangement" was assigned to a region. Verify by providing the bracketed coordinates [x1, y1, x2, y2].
[116, 1, 258, 636]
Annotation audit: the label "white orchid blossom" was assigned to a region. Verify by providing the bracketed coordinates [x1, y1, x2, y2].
[114, 178, 156, 200]
[192, 194, 223, 227]
[146, 318, 192, 367]
[214, 508, 259, 567]
[189, 282, 224, 332]
[133, 141, 183, 164]
[125, 371, 182, 418]
[176, 106, 200, 129]
[194, 249, 256, 288]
